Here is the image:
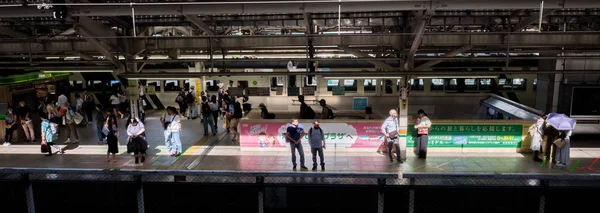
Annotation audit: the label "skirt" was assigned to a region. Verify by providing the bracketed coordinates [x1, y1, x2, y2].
[107, 135, 119, 154]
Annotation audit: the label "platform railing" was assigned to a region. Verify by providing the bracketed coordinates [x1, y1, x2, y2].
[1, 168, 600, 213]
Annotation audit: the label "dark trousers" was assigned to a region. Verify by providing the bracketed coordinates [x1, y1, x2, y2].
[211, 111, 219, 129]
[416, 134, 429, 158]
[311, 147, 325, 166]
[387, 139, 401, 161]
[84, 102, 94, 121]
[4, 126, 15, 142]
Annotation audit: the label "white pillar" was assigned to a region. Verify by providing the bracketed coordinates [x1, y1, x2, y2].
[398, 77, 409, 160]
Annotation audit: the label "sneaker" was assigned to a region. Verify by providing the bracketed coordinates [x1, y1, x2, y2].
[74, 140, 79, 144]
[2, 142, 7, 147]
[65, 139, 71, 144]
[300, 166, 308, 170]
[5, 142, 11, 146]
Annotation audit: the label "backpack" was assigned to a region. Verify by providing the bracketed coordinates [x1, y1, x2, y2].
[326, 107, 334, 119]
[43, 121, 59, 143]
[301, 103, 315, 119]
[175, 95, 183, 102]
[186, 92, 195, 103]
[201, 102, 211, 116]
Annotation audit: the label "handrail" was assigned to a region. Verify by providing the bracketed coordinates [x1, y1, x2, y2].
[489, 94, 544, 116]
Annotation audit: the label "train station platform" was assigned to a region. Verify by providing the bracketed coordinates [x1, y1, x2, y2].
[0, 112, 599, 175]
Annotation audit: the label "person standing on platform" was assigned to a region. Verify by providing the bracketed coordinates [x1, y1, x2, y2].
[17, 100, 35, 143]
[529, 115, 546, 162]
[308, 120, 326, 171]
[381, 109, 401, 163]
[544, 123, 559, 162]
[201, 96, 216, 136]
[103, 115, 119, 161]
[3, 106, 16, 146]
[319, 99, 332, 120]
[95, 105, 107, 145]
[176, 87, 188, 118]
[187, 86, 198, 119]
[83, 91, 95, 123]
[127, 119, 148, 165]
[415, 109, 432, 159]
[162, 106, 182, 156]
[286, 119, 308, 170]
[555, 127, 574, 168]
[210, 95, 220, 131]
[298, 95, 315, 119]
[109, 92, 124, 119]
[57, 93, 68, 109]
[230, 102, 243, 142]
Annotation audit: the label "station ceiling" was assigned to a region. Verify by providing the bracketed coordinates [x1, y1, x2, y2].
[0, 0, 599, 73]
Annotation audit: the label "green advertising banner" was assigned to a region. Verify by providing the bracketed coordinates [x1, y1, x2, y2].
[407, 124, 523, 148]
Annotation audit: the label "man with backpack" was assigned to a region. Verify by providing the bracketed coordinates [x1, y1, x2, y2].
[298, 95, 315, 119]
[200, 96, 216, 136]
[319, 99, 334, 119]
[187, 86, 198, 119]
[308, 120, 326, 170]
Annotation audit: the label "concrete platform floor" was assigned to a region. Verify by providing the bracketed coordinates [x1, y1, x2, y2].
[0, 111, 599, 175]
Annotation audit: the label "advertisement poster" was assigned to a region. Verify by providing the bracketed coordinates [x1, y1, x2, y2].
[240, 122, 523, 149]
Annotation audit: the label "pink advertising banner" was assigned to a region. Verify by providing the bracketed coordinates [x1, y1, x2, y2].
[240, 121, 386, 149]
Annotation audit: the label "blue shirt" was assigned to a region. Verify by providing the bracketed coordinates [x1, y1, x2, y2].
[286, 124, 304, 141]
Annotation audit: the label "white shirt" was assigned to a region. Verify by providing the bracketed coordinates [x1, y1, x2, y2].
[127, 122, 145, 137]
[415, 116, 432, 129]
[164, 114, 181, 133]
[138, 85, 145, 96]
[57, 94, 67, 107]
[110, 95, 119, 105]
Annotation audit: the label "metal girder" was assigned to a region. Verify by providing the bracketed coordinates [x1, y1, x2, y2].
[512, 9, 557, 32]
[405, 9, 434, 70]
[104, 16, 131, 29]
[76, 16, 118, 47]
[183, 15, 215, 35]
[3, 0, 600, 18]
[120, 69, 600, 79]
[76, 27, 121, 68]
[1, 32, 599, 54]
[414, 44, 475, 71]
[338, 45, 396, 71]
[0, 26, 30, 38]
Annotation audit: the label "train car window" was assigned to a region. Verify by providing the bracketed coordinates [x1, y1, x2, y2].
[512, 78, 527, 91]
[533, 79, 537, 91]
[431, 79, 444, 91]
[344, 80, 357, 92]
[146, 81, 160, 92]
[479, 78, 492, 91]
[271, 77, 284, 91]
[409, 79, 424, 91]
[445, 79, 458, 91]
[184, 80, 190, 90]
[205, 80, 220, 91]
[327, 80, 339, 91]
[70, 81, 84, 91]
[304, 76, 317, 86]
[464, 79, 477, 91]
[164, 80, 180, 91]
[364, 79, 376, 93]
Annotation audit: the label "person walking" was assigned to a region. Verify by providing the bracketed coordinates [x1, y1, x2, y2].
[83, 91, 95, 123]
[63, 102, 79, 144]
[210, 95, 219, 131]
[308, 120, 326, 170]
[286, 119, 308, 170]
[103, 116, 119, 161]
[201, 96, 216, 136]
[3, 106, 16, 146]
[381, 109, 401, 163]
[17, 100, 35, 143]
[414, 109, 432, 159]
[230, 102, 243, 142]
[41, 117, 61, 156]
[95, 105, 108, 144]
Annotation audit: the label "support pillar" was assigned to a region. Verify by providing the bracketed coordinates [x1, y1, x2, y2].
[21, 173, 35, 213]
[398, 76, 409, 160]
[128, 80, 140, 121]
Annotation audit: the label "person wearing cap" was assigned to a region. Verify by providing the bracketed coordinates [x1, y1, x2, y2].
[127, 118, 148, 165]
[415, 109, 432, 159]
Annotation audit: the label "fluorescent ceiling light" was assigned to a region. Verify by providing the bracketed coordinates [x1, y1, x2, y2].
[42, 70, 114, 73]
[323, 77, 402, 79]
[416, 76, 498, 79]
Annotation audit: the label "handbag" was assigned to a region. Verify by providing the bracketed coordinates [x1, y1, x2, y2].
[126, 138, 136, 153]
[553, 138, 566, 149]
[41, 142, 49, 153]
[388, 131, 398, 139]
[74, 112, 84, 125]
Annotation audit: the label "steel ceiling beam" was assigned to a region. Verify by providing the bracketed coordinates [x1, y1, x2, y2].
[184, 15, 215, 35]
[405, 9, 434, 70]
[76, 27, 121, 68]
[119, 69, 600, 79]
[413, 44, 475, 71]
[512, 9, 557, 32]
[0, 26, 30, 38]
[338, 45, 396, 71]
[1, 32, 599, 54]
